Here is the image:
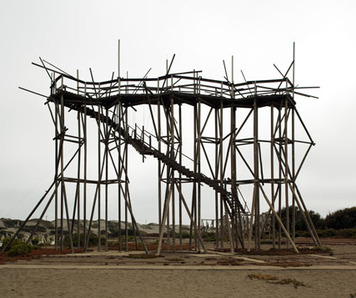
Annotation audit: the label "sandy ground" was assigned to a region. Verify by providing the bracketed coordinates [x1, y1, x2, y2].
[1, 241, 356, 298]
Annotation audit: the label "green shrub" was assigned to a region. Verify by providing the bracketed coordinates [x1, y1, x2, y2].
[325, 207, 356, 229]
[5, 239, 32, 257]
[181, 232, 191, 239]
[317, 228, 337, 237]
[63, 233, 108, 248]
[31, 238, 40, 245]
[202, 232, 216, 242]
[339, 229, 356, 238]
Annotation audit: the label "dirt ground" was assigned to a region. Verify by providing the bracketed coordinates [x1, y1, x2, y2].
[1, 238, 356, 298]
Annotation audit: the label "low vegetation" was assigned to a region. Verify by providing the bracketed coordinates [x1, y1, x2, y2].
[247, 273, 308, 289]
[279, 207, 356, 238]
[2, 238, 32, 257]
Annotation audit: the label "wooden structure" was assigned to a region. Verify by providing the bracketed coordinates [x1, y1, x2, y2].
[4, 45, 321, 254]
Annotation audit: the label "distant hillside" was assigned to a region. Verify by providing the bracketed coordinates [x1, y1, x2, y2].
[0, 218, 191, 241]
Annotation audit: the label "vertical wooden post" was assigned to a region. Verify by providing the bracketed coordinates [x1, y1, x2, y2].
[118, 102, 122, 252]
[284, 95, 289, 249]
[54, 98, 59, 250]
[230, 105, 237, 252]
[105, 109, 109, 251]
[97, 105, 101, 252]
[76, 70, 81, 250]
[197, 99, 201, 251]
[83, 103, 87, 252]
[219, 100, 224, 249]
[214, 106, 219, 249]
[124, 108, 129, 251]
[178, 104, 183, 250]
[253, 95, 260, 250]
[60, 94, 65, 251]
[157, 89, 162, 237]
[278, 107, 282, 249]
[292, 42, 296, 242]
[271, 106, 276, 248]
[170, 96, 175, 252]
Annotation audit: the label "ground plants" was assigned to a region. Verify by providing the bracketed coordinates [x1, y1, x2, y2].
[268, 278, 308, 289]
[3, 238, 32, 257]
[247, 273, 309, 289]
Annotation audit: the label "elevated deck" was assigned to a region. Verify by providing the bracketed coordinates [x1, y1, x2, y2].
[50, 89, 295, 110]
[45, 68, 302, 109]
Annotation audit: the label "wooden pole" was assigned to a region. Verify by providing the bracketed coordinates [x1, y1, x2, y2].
[54, 98, 59, 250]
[83, 103, 87, 252]
[271, 106, 276, 248]
[97, 105, 102, 252]
[215, 106, 219, 249]
[219, 100, 224, 249]
[284, 94, 289, 249]
[178, 104, 183, 250]
[76, 70, 81, 249]
[253, 95, 260, 250]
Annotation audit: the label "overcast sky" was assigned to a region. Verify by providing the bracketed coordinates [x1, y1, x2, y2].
[1, 0, 355, 223]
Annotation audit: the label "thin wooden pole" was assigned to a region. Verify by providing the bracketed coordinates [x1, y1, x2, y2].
[271, 106, 276, 248]
[77, 109, 81, 249]
[54, 99, 59, 250]
[158, 86, 162, 238]
[230, 105, 237, 252]
[97, 105, 102, 252]
[125, 109, 129, 251]
[178, 104, 183, 250]
[76, 70, 81, 249]
[83, 102, 87, 252]
[118, 102, 122, 251]
[165, 100, 171, 250]
[171, 96, 176, 252]
[197, 99, 201, 251]
[253, 96, 260, 250]
[219, 100, 224, 249]
[292, 42, 296, 242]
[118, 39, 121, 78]
[60, 94, 65, 251]
[214, 107, 219, 249]
[284, 96, 289, 249]
[105, 108, 109, 251]
[278, 107, 282, 248]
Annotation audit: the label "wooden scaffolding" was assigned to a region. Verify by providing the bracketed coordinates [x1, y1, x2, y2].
[4, 45, 321, 254]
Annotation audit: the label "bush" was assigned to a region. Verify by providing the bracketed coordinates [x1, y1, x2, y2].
[5, 239, 32, 257]
[109, 228, 135, 237]
[279, 207, 325, 232]
[325, 207, 356, 229]
[63, 233, 106, 248]
[31, 238, 40, 246]
[202, 232, 216, 242]
[181, 232, 191, 239]
[317, 229, 338, 237]
[338, 229, 356, 238]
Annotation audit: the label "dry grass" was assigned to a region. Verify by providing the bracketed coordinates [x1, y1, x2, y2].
[247, 274, 309, 289]
[125, 253, 162, 259]
[0, 248, 83, 265]
[266, 261, 312, 268]
[216, 258, 244, 266]
[165, 257, 185, 263]
[247, 273, 279, 281]
[268, 278, 309, 289]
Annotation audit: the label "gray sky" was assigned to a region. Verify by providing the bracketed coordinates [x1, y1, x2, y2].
[1, 0, 355, 223]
